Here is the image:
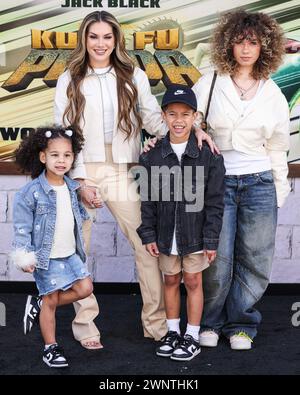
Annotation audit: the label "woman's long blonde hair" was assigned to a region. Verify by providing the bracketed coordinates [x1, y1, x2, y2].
[63, 11, 142, 139]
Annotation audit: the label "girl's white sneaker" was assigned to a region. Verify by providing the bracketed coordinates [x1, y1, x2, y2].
[230, 332, 253, 350]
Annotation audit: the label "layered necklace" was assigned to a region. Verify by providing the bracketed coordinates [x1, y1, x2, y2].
[231, 77, 258, 100]
[95, 65, 113, 78]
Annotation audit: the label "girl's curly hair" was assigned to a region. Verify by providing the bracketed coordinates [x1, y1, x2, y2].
[211, 10, 285, 79]
[14, 125, 84, 179]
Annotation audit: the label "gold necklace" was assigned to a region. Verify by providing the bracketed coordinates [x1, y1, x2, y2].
[232, 78, 258, 100]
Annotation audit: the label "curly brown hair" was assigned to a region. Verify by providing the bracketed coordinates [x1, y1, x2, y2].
[211, 10, 285, 79]
[15, 125, 84, 179]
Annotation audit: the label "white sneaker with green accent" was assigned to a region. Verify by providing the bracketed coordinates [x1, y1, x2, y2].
[199, 330, 219, 347]
[230, 332, 253, 350]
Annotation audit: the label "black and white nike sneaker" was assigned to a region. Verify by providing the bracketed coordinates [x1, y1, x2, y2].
[171, 334, 201, 361]
[43, 344, 69, 368]
[156, 330, 181, 357]
[23, 295, 42, 335]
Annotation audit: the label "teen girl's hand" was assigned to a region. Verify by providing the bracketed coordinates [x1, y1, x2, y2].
[194, 126, 220, 154]
[146, 242, 159, 257]
[143, 137, 158, 153]
[22, 265, 35, 273]
[204, 250, 217, 264]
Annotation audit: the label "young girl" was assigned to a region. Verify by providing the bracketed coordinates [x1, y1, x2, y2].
[11, 125, 101, 368]
[54, 11, 208, 347]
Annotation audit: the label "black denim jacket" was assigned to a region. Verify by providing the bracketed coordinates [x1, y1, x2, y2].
[137, 132, 225, 256]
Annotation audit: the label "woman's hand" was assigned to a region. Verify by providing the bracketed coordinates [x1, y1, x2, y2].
[143, 137, 158, 153]
[79, 185, 98, 209]
[91, 195, 103, 209]
[194, 126, 220, 154]
[146, 242, 159, 257]
[143, 129, 220, 155]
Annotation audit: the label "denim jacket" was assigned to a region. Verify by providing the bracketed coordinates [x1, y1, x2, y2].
[12, 171, 89, 270]
[137, 132, 225, 256]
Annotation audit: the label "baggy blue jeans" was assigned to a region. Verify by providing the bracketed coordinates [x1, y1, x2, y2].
[201, 170, 278, 339]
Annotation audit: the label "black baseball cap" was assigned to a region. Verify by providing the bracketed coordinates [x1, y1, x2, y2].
[161, 84, 197, 112]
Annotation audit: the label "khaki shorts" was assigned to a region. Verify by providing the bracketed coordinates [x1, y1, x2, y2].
[159, 253, 209, 276]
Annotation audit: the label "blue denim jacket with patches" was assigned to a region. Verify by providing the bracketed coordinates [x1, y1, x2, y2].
[12, 171, 89, 269]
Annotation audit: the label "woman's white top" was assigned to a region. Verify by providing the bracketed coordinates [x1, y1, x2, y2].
[94, 67, 114, 144]
[54, 67, 166, 179]
[222, 80, 271, 175]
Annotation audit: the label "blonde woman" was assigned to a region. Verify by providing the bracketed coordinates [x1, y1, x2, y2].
[193, 10, 290, 350]
[46, 10, 176, 348]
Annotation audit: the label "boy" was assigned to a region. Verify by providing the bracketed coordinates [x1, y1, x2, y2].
[137, 85, 225, 361]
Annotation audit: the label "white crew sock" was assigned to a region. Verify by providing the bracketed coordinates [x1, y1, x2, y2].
[44, 343, 57, 350]
[167, 318, 180, 335]
[185, 323, 200, 341]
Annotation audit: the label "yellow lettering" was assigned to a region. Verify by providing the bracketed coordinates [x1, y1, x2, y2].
[155, 29, 179, 50]
[31, 30, 78, 49]
[128, 50, 162, 86]
[134, 31, 155, 50]
[154, 50, 200, 86]
[55, 32, 77, 49]
[43, 50, 71, 87]
[2, 50, 59, 92]
[31, 30, 55, 49]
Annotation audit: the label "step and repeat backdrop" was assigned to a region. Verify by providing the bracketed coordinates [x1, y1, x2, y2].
[0, 0, 300, 283]
[1, 0, 300, 172]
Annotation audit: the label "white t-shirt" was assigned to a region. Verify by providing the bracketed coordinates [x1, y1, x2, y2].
[222, 150, 271, 175]
[94, 67, 114, 144]
[50, 183, 76, 259]
[169, 141, 203, 255]
[222, 81, 271, 175]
